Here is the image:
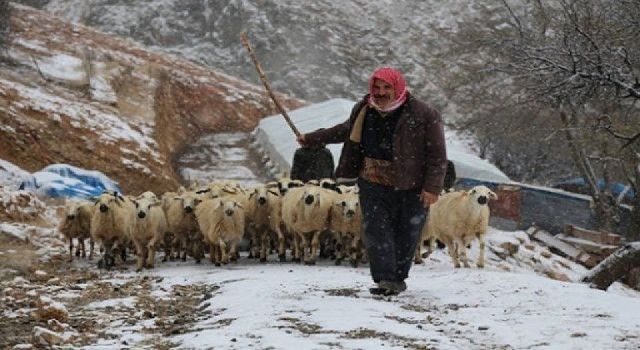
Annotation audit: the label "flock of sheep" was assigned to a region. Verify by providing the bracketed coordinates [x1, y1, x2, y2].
[58, 176, 497, 271]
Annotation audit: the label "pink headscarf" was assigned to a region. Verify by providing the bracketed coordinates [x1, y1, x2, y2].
[368, 67, 408, 112]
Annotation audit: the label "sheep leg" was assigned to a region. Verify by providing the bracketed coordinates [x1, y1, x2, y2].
[75, 237, 82, 257]
[192, 233, 204, 264]
[88, 238, 94, 260]
[68, 237, 74, 262]
[180, 235, 188, 261]
[445, 236, 460, 268]
[229, 240, 239, 263]
[306, 232, 320, 265]
[79, 237, 87, 258]
[334, 233, 344, 266]
[413, 241, 423, 265]
[101, 242, 115, 270]
[209, 243, 216, 264]
[120, 244, 127, 264]
[275, 225, 286, 262]
[218, 239, 229, 264]
[251, 226, 261, 259]
[260, 231, 269, 263]
[292, 234, 301, 263]
[476, 233, 486, 268]
[147, 238, 157, 268]
[427, 236, 436, 256]
[213, 244, 222, 266]
[170, 235, 179, 260]
[297, 234, 308, 264]
[134, 240, 145, 272]
[457, 238, 471, 268]
[350, 234, 360, 268]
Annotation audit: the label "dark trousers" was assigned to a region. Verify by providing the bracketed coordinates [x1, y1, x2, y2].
[358, 178, 426, 283]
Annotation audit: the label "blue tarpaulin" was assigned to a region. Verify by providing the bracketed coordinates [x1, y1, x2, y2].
[19, 164, 121, 199]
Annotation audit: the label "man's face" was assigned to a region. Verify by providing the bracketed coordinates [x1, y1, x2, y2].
[372, 79, 395, 109]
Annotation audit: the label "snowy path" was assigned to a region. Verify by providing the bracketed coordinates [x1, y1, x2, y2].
[175, 132, 270, 187]
[4, 244, 639, 350]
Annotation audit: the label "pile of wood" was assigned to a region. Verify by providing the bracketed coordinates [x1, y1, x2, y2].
[526, 225, 625, 268]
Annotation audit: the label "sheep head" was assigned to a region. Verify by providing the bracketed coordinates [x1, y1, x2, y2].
[133, 197, 161, 219]
[176, 192, 202, 214]
[95, 192, 125, 213]
[468, 186, 498, 205]
[336, 196, 360, 220]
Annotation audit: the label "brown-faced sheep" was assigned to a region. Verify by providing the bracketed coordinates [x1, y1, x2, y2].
[58, 199, 95, 262]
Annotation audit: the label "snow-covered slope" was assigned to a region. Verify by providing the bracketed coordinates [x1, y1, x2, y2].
[0, 5, 304, 194]
[42, 0, 489, 113]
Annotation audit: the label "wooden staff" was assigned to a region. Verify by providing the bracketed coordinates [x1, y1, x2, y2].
[241, 32, 301, 137]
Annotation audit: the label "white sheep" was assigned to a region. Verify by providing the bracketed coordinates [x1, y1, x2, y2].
[328, 192, 364, 267]
[130, 195, 168, 271]
[58, 199, 95, 262]
[245, 185, 286, 262]
[281, 185, 332, 265]
[165, 190, 204, 262]
[196, 196, 246, 266]
[416, 185, 497, 268]
[90, 192, 135, 269]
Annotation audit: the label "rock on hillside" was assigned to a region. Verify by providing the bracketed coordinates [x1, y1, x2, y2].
[0, 5, 304, 194]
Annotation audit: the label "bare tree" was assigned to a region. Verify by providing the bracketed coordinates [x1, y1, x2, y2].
[437, 0, 640, 235]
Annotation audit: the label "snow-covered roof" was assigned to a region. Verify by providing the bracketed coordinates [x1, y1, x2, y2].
[254, 99, 511, 183]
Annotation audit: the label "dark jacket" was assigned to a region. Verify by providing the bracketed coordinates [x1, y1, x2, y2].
[304, 93, 447, 194]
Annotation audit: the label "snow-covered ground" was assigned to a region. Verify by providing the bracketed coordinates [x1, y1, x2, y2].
[2, 153, 640, 349]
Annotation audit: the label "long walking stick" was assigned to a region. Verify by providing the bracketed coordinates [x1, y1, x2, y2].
[240, 32, 301, 137]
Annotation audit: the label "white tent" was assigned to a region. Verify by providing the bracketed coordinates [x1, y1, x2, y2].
[253, 99, 511, 184]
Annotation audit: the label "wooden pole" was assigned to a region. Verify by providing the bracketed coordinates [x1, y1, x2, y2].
[240, 32, 300, 137]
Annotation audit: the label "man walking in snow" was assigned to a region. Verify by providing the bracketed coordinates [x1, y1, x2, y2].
[297, 67, 447, 295]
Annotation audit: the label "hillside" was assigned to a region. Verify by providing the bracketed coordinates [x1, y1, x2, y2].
[0, 4, 304, 194]
[36, 0, 488, 111]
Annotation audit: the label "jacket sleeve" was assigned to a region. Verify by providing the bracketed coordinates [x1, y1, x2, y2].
[422, 109, 448, 194]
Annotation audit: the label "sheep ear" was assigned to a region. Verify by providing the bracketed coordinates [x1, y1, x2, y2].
[489, 191, 498, 200]
[236, 203, 244, 209]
